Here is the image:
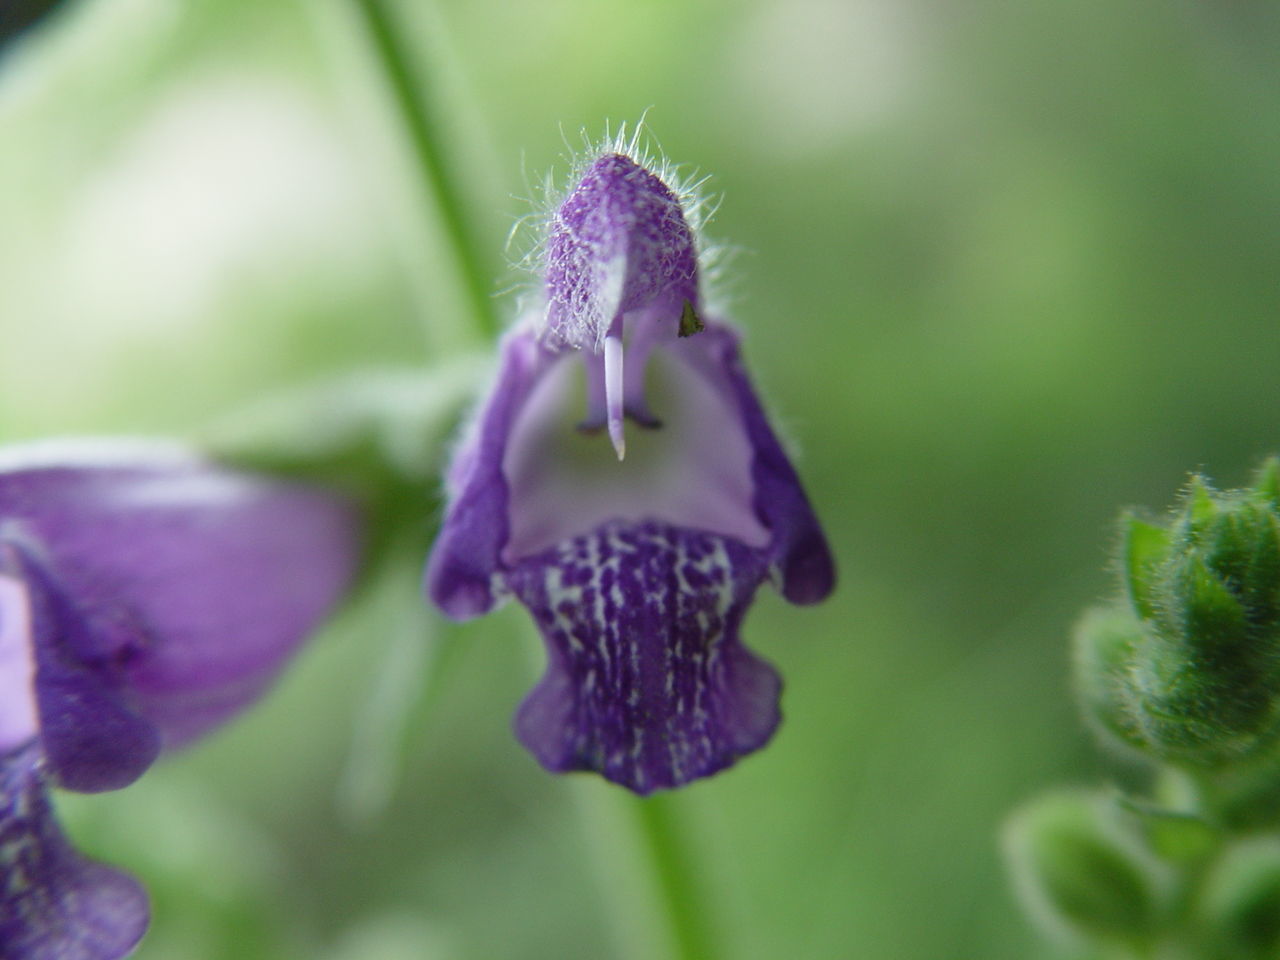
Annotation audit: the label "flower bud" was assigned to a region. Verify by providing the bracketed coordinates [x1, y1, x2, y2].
[1076, 462, 1280, 768]
[1003, 791, 1158, 948]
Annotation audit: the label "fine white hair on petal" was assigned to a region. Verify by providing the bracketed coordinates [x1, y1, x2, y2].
[504, 118, 732, 341]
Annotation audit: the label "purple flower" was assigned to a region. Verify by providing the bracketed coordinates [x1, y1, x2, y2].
[0, 440, 359, 959]
[426, 151, 834, 794]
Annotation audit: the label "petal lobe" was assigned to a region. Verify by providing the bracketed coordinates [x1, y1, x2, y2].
[509, 521, 779, 794]
[1, 747, 149, 960]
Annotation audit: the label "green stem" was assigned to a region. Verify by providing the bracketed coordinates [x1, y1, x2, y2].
[572, 780, 720, 960]
[348, 0, 500, 342]
[632, 793, 719, 960]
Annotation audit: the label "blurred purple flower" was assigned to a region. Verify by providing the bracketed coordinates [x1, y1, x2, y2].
[0, 440, 359, 960]
[427, 151, 834, 794]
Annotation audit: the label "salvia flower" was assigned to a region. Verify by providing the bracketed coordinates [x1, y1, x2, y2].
[0, 439, 359, 959]
[426, 146, 835, 794]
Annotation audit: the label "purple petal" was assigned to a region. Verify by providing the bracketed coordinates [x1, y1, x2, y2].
[0, 746, 149, 960]
[671, 324, 836, 605]
[0, 540, 158, 794]
[426, 333, 558, 619]
[0, 440, 360, 753]
[508, 521, 779, 794]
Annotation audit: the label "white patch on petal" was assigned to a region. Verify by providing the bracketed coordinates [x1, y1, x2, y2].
[0, 575, 37, 753]
[503, 348, 769, 560]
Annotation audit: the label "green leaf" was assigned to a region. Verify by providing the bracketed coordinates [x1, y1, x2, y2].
[1180, 554, 1248, 644]
[1252, 457, 1280, 512]
[1187, 475, 1218, 530]
[1199, 837, 1280, 960]
[1003, 792, 1156, 947]
[1123, 512, 1170, 621]
[1136, 809, 1219, 865]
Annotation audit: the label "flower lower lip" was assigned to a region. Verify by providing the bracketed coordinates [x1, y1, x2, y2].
[510, 519, 780, 794]
[1, 745, 150, 960]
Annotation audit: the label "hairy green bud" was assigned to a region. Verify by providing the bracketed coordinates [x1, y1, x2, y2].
[1077, 461, 1280, 768]
[1003, 791, 1159, 948]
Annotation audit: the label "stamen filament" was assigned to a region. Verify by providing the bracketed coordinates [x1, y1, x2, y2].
[604, 335, 626, 460]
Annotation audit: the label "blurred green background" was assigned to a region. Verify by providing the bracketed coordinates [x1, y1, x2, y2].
[1, 0, 1278, 957]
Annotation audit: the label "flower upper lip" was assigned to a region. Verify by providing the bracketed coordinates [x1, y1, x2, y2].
[542, 153, 706, 461]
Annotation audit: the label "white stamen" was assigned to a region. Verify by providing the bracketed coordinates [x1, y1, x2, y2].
[604, 334, 626, 460]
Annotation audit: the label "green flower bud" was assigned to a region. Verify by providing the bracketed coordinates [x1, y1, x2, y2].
[1003, 791, 1159, 949]
[1197, 837, 1280, 960]
[1080, 462, 1280, 768]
